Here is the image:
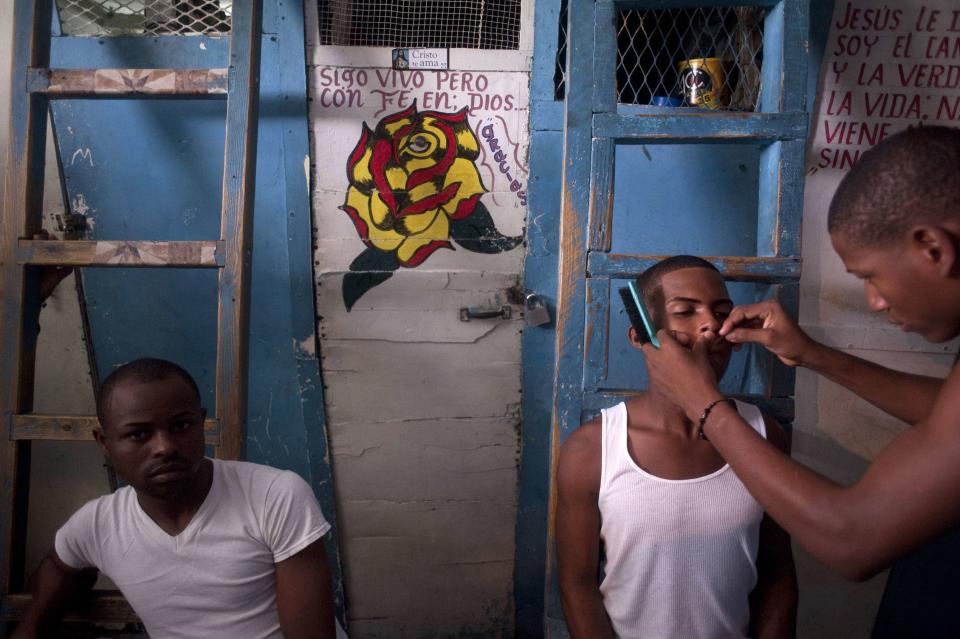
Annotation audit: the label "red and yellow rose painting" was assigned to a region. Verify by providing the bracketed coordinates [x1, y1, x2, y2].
[340, 103, 521, 310]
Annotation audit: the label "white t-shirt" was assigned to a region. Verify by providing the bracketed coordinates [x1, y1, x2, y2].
[55, 458, 335, 639]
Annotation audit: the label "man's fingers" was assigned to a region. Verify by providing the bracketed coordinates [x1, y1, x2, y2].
[724, 327, 773, 346]
[719, 301, 778, 336]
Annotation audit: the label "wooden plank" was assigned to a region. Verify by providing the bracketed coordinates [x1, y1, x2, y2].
[759, 1, 785, 112]
[27, 68, 228, 97]
[588, 253, 801, 282]
[592, 0, 617, 114]
[545, 0, 597, 628]
[1, 0, 53, 595]
[609, 0, 779, 8]
[781, 0, 809, 112]
[583, 279, 610, 392]
[593, 112, 808, 143]
[2, 592, 139, 623]
[587, 138, 615, 252]
[17, 240, 224, 267]
[215, 0, 263, 461]
[11, 415, 221, 446]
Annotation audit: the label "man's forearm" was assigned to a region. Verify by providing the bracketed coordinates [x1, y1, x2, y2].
[802, 341, 943, 425]
[11, 555, 96, 638]
[559, 582, 615, 639]
[751, 567, 798, 639]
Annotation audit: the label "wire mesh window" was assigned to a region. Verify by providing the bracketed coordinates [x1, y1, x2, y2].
[617, 7, 764, 111]
[316, 0, 521, 49]
[56, 0, 232, 37]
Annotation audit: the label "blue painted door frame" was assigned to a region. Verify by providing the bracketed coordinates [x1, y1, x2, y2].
[47, 1, 344, 620]
[518, 0, 809, 635]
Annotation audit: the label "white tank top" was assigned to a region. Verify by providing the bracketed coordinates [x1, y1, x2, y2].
[598, 400, 766, 639]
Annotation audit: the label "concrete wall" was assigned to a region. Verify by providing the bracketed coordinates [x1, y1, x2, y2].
[305, 2, 534, 636]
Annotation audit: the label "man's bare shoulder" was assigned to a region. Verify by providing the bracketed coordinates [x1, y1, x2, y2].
[558, 417, 603, 494]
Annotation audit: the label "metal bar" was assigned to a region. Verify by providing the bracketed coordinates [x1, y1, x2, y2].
[11, 415, 221, 446]
[216, 0, 263, 461]
[588, 253, 802, 281]
[17, 240, 225, 268]
[1, 0, 53, 594]
[593, 111, 808, 143]
[27, 68, 229, 97]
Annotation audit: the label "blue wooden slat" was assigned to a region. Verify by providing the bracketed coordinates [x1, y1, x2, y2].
[782, 0, 810, 112]
[609, 0, 780, 8]
[545, 0, 597, 631]
[588, 253, 801, 281]
[588, 138, 615, 251]
[757, 140, 782, 256]
[516, 130, 564, 638]
[759, 0, 785, 112]
[1, 0, 53, 594]
[592, 0, 618, 114]
[584, 279, 611, 392]
[772, 283, 799, 398]
[532, 100, 565, 132]
[531, 0, 563, 108]
[216, 0, 263, 462]
[594, 112, 808, 142]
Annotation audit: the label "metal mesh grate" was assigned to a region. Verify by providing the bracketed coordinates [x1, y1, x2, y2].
[56, 0, 232, 37]
[617, 7, 764, 111]
[553, 0, 568, 100]
[316, 0, 521, 49]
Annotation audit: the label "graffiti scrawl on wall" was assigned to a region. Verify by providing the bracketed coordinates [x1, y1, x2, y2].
[340, 102, 521, 310]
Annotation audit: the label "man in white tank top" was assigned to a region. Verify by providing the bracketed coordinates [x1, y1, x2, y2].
[557, 256, 797, 639]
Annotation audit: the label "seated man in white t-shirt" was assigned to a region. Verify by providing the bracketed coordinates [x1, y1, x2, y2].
[12, 358, 344, 639]
[557, 256, 797, 639]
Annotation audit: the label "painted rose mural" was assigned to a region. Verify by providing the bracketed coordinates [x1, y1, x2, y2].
[340, 103, 521, 310]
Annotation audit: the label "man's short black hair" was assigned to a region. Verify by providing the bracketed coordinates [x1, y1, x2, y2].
[829, 125, 960, 246]
[97, 358, 201, 425]
[636, 255, 721, 305]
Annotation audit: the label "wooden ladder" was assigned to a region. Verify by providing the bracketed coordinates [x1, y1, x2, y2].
[0, 0, 263, 626]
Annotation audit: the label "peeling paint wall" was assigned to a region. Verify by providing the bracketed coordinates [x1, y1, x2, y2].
[306, 2, 533, 635]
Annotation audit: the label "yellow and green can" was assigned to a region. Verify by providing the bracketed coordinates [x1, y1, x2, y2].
[677, 57, 729, 109]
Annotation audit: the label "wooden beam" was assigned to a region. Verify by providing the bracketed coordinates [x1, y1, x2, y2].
[2, 592, 139, 623]
[11, 415, 221, 446]
[17, 240, 224, 268]
[1, 0, 53, 594]
[216, 0, 263, 461]
[593, 112, 808, 143]
[27, 68, 228, 97]
[588, 253, 801, 282]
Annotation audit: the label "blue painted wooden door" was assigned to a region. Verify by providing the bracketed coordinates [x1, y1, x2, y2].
[517, 0, 809, 635]
[46, 1, 344, 619]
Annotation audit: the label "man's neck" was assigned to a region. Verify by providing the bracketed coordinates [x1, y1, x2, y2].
[629, 384, 699, 437]
[136, 457, 214, 536]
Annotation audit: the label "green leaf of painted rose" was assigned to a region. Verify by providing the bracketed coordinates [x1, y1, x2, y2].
[343, 247, 400, 311]
[449, 202, 522, 254]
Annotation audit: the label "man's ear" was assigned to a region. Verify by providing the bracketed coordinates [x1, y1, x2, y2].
[627, 326, 643, 350]
[910, 225, 958, 277]
[92, 426, 109, 456]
